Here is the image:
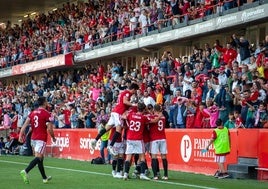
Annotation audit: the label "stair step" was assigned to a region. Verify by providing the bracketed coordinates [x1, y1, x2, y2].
[238, 157, 258, 166]
[228, 168, 258, 180]
[228, 164, 257, 172]
[228, 170, 251, 179]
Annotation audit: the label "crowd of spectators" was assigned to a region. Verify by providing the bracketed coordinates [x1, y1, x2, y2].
[0, 0, 257, 68]
[0, 33, 267, 133]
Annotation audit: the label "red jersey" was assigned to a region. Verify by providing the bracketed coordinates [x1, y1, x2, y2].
[143, 113, 151, 143]
[215, 46, 237, 66]
[63, 109, 71, 125]
[141, 64, 150, 77]
[112, 90, 132, 114]
[148, 114, 166, 141]
[126, 112, 150, 140]
[29, 107, 52, 142]
[122, 25, 130, 36]
[9, 131, 19, 140]
[10, 114, 18, 130]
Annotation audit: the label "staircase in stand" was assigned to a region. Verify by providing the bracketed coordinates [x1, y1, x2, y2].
[227, 157, 258, 179]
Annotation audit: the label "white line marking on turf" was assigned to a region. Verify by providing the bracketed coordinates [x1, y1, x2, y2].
[0, 159, 218, 189]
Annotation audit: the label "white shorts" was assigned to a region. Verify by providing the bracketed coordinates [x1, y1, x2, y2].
[31, 140, 46, 154]
[125, 140, 145, 155]
[215, 155, 226, 163]
[150, 139, 167, 155]
[107, 112, 122, 127]
[109, 141, 125, 156]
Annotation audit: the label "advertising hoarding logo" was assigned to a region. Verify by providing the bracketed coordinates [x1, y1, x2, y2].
[180, 135, 192, 162]
[181, 135, 215, 163]
[53, 133, 70, 152]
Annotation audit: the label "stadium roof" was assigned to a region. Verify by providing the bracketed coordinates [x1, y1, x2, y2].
[0, 0, 74, 26]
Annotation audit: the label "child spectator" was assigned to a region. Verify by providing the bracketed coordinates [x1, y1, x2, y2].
[224, 112, 235, 129]
[254, 102, 268, 128]
[234, 110, 244, 128]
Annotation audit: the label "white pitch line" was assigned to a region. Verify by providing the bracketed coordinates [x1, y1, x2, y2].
[0, 159, 218, 189]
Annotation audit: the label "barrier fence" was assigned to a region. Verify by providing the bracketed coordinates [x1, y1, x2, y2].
[46, 128, 268, 178]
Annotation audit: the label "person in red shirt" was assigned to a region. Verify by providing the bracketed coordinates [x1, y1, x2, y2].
[140, 57, 150, 77]
[122, 18, 130, 38]
[63, 106, 71, 128]
[234, 110, 245, 128]
[132, 106, 153, 178]
[7, 127, 21, 154]
[19, 96, 56, 184]
[97, 63, 105, 79]
[149, 104, 168, 180]
[215, 42, 237, 67]
[194, 102, 210, 128]
[91, 83, 139, 155]
[122, 102, 161, 180]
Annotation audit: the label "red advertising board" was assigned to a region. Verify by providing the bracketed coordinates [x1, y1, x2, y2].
[237, 129, 259, 158]
[46, 129, 239, 175]
[12, 53, 73, 75]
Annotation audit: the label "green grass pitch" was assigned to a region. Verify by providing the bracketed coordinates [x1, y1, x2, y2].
[0, 155, 267, 189]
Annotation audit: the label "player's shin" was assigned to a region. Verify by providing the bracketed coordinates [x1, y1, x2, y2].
[95, 128, 107, 141]
[117, 157, 124, 173]
[151, 158, 158, 177]
[156, 159, 160, 173]
[112, 159, 117, 171]
[37, 158, 47, 179]
[25, 157, 40, 173]
[140, 161, 146, 174]
[162, 158, 168, 177]
[110, 131, 121, 146]
[124, 160, 131, 174]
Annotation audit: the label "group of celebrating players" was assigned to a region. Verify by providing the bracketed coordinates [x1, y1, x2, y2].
[91, 83, 168, 181]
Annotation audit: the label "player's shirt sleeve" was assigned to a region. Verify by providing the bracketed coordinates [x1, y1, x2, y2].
[211, 130, 217, 140]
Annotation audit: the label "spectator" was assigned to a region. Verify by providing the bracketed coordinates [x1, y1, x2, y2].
[223, 0, 235, 10]
[182, 71, 193, 98]
[224, 112, 236, 129]
[215, 42, 237, 67]
[216, 66, 228, 109]
[232, 34, 251, 65]
[70, 107, 79, 129]
[254, 102, 268, 128]
[170, 97, 187, 128]
[0, 137, 5, 154]
[234, 110, 245, 128]
[85, 106, 96, 129]
[204, 101, 220, 128]
[193, 102, 210, 128]
[57, 108, 65, 129]
[96, 109, 110, 163]
[0, 110, 11, 130]
[184, 100, 196, 128]
[139, 9, 149, 34]
[169, 0, 180, 25]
